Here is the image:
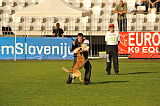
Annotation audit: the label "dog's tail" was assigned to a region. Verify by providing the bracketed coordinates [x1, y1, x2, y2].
[62, 67, 72, 73]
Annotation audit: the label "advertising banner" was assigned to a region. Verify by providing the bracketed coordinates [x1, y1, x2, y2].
[119, 32, 160, 54]
[0, 37, 74, 60]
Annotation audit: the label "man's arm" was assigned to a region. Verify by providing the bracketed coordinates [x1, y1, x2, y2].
[154, 0, 159, 3]
[115, 3, 127, 15]
[120, 3, 127, 14]
[114, 11, 120, 14]
[149, 0, 154, 5]
[53, 33, 56, 37]
[61, 29, 64, 37]
[52, 29, 56, 37]
[118, 33, 120, 45]
[118, 41, 120, 45]
[105, 41, 108, 46]
[114, 5, 120, 14]
[70, 40, 78, 51]
[149, 0, 152, 4]
[120, 10, 127, 14]
[105, 33, 108, 45]
[61, 34, 64, 37]
[71, 41, 76, 51]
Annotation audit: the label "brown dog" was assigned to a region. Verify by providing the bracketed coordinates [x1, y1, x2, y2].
[62, 47, 87, 83]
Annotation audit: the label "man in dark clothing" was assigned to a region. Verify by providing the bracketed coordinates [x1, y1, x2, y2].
[66, 33, 92, 85]
[52, 23, 64, 37]
[2, 26, 15, 36]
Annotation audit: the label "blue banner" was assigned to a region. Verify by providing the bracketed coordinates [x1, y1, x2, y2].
[0, 37, 74, 60]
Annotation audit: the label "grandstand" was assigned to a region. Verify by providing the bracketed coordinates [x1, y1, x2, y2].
[0, 0, 160, 57]
[0, 0, 159, 37]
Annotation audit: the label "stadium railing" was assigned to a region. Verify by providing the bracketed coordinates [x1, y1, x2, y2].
[0, 12, 160, 57]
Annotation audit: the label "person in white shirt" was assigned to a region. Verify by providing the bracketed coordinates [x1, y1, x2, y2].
[105, 24, 120, 75]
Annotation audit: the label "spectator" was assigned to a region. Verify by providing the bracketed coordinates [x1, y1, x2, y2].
[148, 0, 159, 13]
[135, 0, 148, 12]
[52, 23, 64, 37]
[114, 0, 127, 32]
[2, 26, 15, 36]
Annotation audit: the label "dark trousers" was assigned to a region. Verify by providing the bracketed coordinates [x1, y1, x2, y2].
[157, 2, 160, 12]
[67, 57, 92, 84]
[135, 1, 148, 12]
[117, 19, 127, 32]
[106, 45, 119, 74]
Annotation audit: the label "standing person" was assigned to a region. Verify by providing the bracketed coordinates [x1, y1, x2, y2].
[52, 23, 64, 37]
[148, 0, 159, 13]
[66, 33, 92, 85]
[105, 24, 120, 75]
[114, 0, 127, 32]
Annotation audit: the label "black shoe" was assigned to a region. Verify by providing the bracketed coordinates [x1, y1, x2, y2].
[107, 72, 111, 75]
[66, 79, 72, 84]
[115, 72, 119, 75]
[84, 81, 92, 85]
[66, 74, 73, 84]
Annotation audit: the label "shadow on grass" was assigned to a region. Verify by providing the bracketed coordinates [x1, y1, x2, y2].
[92, 81, 129, 85]
[72, 81, 129, 85]
[120, 72, 159, 75]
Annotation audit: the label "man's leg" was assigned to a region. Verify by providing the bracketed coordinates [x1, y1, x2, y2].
[135, 2, 138, 10]
[143, 1, 148, 12]
[66, 57, 77, 84]
[148, 3, 152, 13]
[154, 3, 157, 12]
[66, 73, 73, 84]
[112, 46, 119, 74]
[106, 46, 112, 75]
[123, 19, 127, 32]
[84, 60, 92, 84]
[113, 54, 119, 74]
[117, 20, 122, 32]
[106, 53, 112, 75]
[157, 2, 160, 13]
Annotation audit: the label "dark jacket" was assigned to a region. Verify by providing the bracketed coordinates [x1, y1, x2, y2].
[52, 28, 64, 37]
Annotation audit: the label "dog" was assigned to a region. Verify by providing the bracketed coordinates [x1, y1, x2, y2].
[62, 44, 88, 83]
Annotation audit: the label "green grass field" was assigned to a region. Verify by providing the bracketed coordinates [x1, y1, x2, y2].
[0, 59, 160, 106]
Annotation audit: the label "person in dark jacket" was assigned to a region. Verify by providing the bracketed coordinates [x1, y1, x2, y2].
[52, 23, 64, 37]
[2, 26, 15, 36]
[66, 33, 92, 84]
